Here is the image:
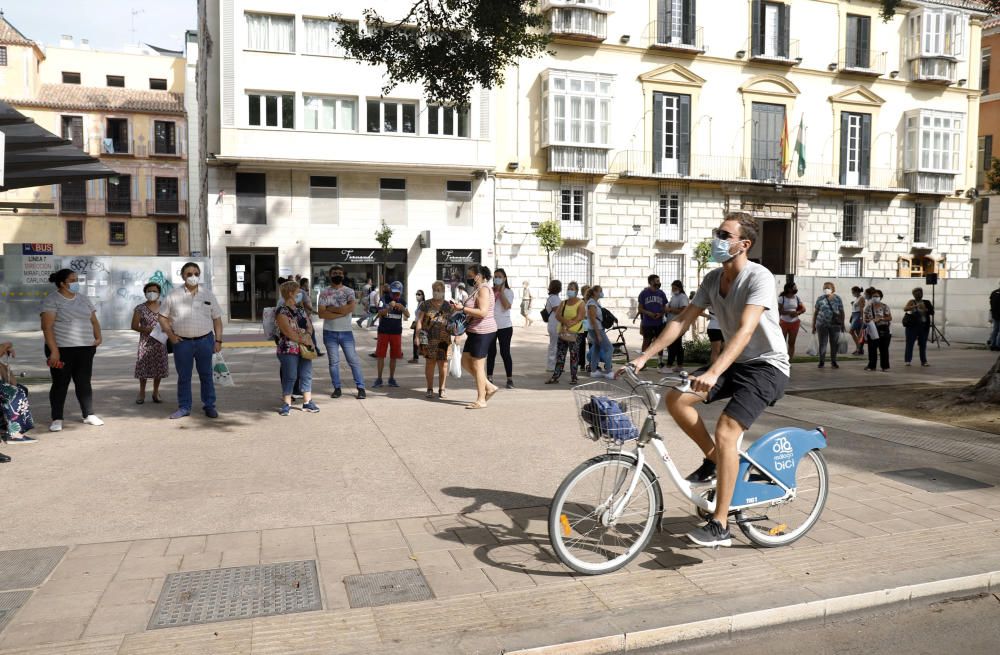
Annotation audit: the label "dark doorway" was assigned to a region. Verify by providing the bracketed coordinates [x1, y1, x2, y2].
[759, 220, 790, 275]
[228, 251, 278, 321]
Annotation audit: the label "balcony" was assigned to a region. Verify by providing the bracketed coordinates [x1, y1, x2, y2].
[146, 199, 186, 216]
[612, 151, 906, 192]
[548, 146, 609, 174]
[909, 57, 958, 84]
[647, 21, 704, 53]
[106, 195, 133, 215]
[838, 48, 886, 76]
[657, 222, 683, 242]
[91, 137, 134, 156]
[560, 220, 589, 241]
[548, 6, 607, 42]
[60, 192, 87, 214]
[748, 39, 800, 65]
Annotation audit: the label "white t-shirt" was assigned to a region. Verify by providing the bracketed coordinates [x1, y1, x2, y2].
[778, 295, 801, 323]
[692, 262, 789, 377]
[494, 287, 515, 329]
[318, 286, 356, 332]
[367, 289, 380, 311]
[665, 291, 689, 323]
[40, 292, 97, 347]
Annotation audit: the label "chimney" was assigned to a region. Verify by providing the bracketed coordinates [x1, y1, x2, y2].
[79, 39, 90, 50]
[59, 34, 73, 48]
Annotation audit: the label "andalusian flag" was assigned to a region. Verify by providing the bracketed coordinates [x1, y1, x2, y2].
[794, 116, 806, 177]
[779, 113, 791, 176]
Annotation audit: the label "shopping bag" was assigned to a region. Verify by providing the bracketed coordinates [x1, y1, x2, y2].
[448, 344, 462, 379]
[866, 322, 879, 342]
[805, 333, 819, 357]
[0, 381, 34, 440]
[837, 332, 849, 355]
[212, 352, 235, 387]
[149, 323, 168, 345]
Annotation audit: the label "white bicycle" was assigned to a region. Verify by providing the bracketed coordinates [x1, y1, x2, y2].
[548, 365, 830, 575]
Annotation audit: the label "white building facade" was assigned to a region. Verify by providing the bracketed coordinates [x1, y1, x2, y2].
[204, 0, 495, 320]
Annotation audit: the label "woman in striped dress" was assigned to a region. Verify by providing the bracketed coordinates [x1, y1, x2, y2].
[453, 264, 498, 409]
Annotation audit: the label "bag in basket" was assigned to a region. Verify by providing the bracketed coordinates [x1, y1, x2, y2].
[212, 352, 235, 387]
[581, 396, 639, 443]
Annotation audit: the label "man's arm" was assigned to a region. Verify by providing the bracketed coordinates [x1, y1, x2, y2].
[318, 299, 355, 319]
[213, 317, 224, 353]
[689, 304, 766, 393]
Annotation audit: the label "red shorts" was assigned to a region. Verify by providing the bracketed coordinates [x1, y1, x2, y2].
[376, 333, 403, 359]
[780, 319, 800, 338]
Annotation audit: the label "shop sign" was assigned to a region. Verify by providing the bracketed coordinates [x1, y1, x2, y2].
[437, 249, 480, 265]
[341, 249, 377, 263]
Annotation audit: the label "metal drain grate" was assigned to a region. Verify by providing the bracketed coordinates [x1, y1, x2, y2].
[148, 560, 322, 629]
[878, 468, 993, 493]
[344, 569, 434, 608]
[0, 547, 68, 591]
[0, 591, 31, 634]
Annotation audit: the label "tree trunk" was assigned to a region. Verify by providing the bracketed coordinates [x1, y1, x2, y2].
[547, 251, 553, 281]
[959, 353, 1000, 404]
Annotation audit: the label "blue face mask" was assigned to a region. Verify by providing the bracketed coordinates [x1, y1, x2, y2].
[295, 291, 305, 303]
[68, 282, 81, 294]
[493, 277, 505, 286]
[710, 237, 739, 263]
[567, 290, 578, 298]
[597, 292, 604, 299]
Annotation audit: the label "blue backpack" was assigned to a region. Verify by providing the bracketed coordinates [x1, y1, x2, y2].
[580, 396, 639, 443]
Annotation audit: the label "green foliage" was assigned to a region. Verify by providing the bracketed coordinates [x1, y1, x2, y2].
[375, 220, 393, 255]
[534, 219, 564, 256]
[335, 1, 550, 107]
[987, 157, 1000, 195]
[683, 337, 712, 365]
[693, 240, 713, 282]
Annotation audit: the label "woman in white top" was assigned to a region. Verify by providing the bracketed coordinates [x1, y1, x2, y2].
[663, 280, 689, 372]
[778, 281, 806, 358]
[487, 268, 517, 388]
[544, 279, 563, 372]
[40, 268, 104, 432]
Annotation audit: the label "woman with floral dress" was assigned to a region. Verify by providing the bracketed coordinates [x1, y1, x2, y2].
[132, 282, 169, 404]
[276, 280, 320, 416]
[415, 280, 455, 399]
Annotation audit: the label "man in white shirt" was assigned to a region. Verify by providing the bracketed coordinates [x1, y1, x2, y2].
[318, 265, 366, 400]
[158, 262, 224, 419]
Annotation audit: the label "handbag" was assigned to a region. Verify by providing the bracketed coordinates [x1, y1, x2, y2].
[902, 312, 913, 327]
[299, 344, 318, 360]
[540, 307, 551, 323]
[0, 380, 34, 441]
[557, 301, 578, 342]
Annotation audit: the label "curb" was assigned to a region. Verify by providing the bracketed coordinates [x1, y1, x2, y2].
[508, 570, 1000, 654]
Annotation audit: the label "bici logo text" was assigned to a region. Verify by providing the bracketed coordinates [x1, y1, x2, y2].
[772, 436, 794, 471]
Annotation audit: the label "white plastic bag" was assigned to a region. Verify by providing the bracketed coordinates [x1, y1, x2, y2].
[805, 333, 819, 357]
[212, 352, 235, 387]
[866, 322, 879, 342]
[149, 323, 168, 345]
[837, 331, 849, 355]
[448, 344, 462, 379]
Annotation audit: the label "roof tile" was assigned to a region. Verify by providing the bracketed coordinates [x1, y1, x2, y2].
[4, 83, 184, 115]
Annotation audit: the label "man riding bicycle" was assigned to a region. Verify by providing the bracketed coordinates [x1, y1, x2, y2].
[627, 212, 790, 548]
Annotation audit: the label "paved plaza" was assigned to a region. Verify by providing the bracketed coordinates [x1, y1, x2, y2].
[0, 325, 998, 653]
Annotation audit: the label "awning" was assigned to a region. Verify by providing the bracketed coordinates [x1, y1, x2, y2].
[0, 101, 117, 192]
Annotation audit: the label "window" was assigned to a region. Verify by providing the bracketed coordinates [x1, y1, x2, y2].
[653, 92, 691, 175]
[654, 253, 685, 289]
[840, 112, 871, 186]
[904, 110, 963, 173]
[550, 7, 607, 39]
[309, 176, 338, 224]
[0, 46, 7, 66]
[157, 223, 180, 256]
[841, 200, 862, 243]
[60, 115, 83, 149]
[245, 13, 294, 52]
[109, 222, 127, 245]
[973, 197, 989, 244]
[62, 71, 81, 84]
[845, 14, 871, 69]
[303, 18, 349, 56]
[106, 75, 125, 87]
[908, 9, 964, 59]
[838, 257, 863, 277]
[153, 121, 177, 154]
[104, 118, 129, 154]
[427, 104, 470, 138]
[154, 178, 179, 214]
[149, 78, 167, 90]
[982, 135, 993, 171]
[60, 180, 86, 213]
[554, 247, 593, 286]
[380, 178, 407, 225]
[66, 220, 84, 244]
[656, 0, 697, 47]
[557, 186, 587, 239]
[751, 0, 790, 59]
[914, 203, 936, 245]
[446, 181, 473, 225]
[106, 175, 132, 214]
[982, 48, 991, 94]
[541, 70, 612, 147]
[248, 92, 294, 129]
[751, 102, 785, 181]
[366, 100, 417, 134]
[236, 173, 266, 224]
[658, 192, 683, 241]
[304, 96, 357, 131]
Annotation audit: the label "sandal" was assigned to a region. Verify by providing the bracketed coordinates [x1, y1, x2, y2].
[425, 389, 435, 398]
[438, 390, 447, 399]
[545, 377, 559, 384]
[135, 398, 144, 405]
[152, 394, 163, 404]
[485, 386, 499, 401]
[465, 401, 488, 410]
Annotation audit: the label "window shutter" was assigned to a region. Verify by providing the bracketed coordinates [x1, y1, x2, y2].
[658, 0, 669, 45]
[839, 112, 849, 185]
[859, 113, 872, 186]
[479, 89, 490, 140]
[985, 135, 993, 170]
[779, 3, 791, 59]
[751, 0, 763, 56]
[652, 93, 664, 175]
[678, 94, 691, 176]
[858, 16, 871, 68]
[683, 0, 696, 46]
[846, 17, 858, 66]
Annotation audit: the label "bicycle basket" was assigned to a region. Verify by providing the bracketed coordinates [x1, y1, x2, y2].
[572, 381, 645, 444]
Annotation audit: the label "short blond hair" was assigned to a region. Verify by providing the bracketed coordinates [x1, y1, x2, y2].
[432, 280, 446, 292]
[279, 280, 300, 300]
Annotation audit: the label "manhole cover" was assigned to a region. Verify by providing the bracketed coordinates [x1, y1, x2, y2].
[0, 547, 67, 591]
[0, 591, 32, 634]
[878, 468, 993, 493]
[148, 560, 322, 629]
[344, 569, 434, 608]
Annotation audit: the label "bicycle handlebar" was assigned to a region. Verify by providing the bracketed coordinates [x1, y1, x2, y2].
[620, 363, 694, 395]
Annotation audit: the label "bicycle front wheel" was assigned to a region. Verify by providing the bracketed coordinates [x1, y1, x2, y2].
[548, 453, 662, 575]
[738, 449, 829, 547]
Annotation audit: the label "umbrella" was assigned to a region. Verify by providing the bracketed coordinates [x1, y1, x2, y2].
[0, 100, 117, 192]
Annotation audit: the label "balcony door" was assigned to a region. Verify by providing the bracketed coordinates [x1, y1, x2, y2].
[751, 102, 784, 181]
[653, 92, 690, 176]
[840, 112, 871, 186]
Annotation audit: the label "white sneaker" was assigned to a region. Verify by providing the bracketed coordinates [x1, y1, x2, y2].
[49, 420, 63, 432]
[82, 415, 104, 426]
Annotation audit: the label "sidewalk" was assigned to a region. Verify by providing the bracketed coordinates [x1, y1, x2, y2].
[0, 328, 998, 653]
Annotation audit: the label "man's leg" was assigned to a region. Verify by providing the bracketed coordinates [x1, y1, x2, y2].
[173, 339, 194, 412]
[904, 325, 916, 363]
[990, 320, 1000, 348]
[194, 335, 216, 412]
[339, 332, 366, 388]
[711, 413, 745, 528]
[817, 326, 829, 364]
[665, 389, 714, 457]
[324, 331, 342, 389]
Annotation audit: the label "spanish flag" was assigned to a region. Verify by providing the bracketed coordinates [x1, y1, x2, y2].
[779, 113, 790, 177]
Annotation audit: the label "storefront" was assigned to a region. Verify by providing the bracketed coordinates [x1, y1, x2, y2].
[310, 248, 408, 309]
[437, 249, 481, 300]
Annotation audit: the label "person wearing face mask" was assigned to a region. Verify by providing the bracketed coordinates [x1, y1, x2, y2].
[863, 289, 892, 371]
[275, 280, 320, 416]
[544, 280, 563, 371]
[408, 290, 426, 364]
[453, 265, 498, 408]
[131, 282, 168, 405]
[663, 280, 689, 372]
[585, 286, 614, 378]
[40, 268, 104, 433]
[811, 282, 845, 369]
[627, 212, 789, 549]
[848, 286, 867, 356]
[317, 265, 366, 400]
[158, 262, 224, 419]
[637, 274, 667, 365]
[547, 281, 585, 384]
[903, 287, 933, 367]
[373, 281, 410, 388]
[487, 269, 516, 389]
[415, 281, 455, 398]
[778, 282, 805, 358]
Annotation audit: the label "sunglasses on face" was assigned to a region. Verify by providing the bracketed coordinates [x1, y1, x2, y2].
[713, 228, 741, 241]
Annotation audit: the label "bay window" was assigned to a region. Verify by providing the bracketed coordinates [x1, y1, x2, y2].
[550, 8, 606, 39]
[245, 13, 294, 53]
[541, 69, 613, 173]
[906, 8, 965, 83]
[304, 95, 357, 131]
[904, 110, 962, 173]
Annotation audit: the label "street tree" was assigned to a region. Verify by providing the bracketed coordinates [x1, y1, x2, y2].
[374, 220, 393, 286]
[335, 0, 550, 107]
[533, 220, 563, 280]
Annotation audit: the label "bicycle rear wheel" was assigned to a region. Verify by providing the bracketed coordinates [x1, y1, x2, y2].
[548, 453, 661, 575]
[737, 449, 829, 547]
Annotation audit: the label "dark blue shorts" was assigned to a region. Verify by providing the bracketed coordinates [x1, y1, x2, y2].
[463, 331, 494, 359]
